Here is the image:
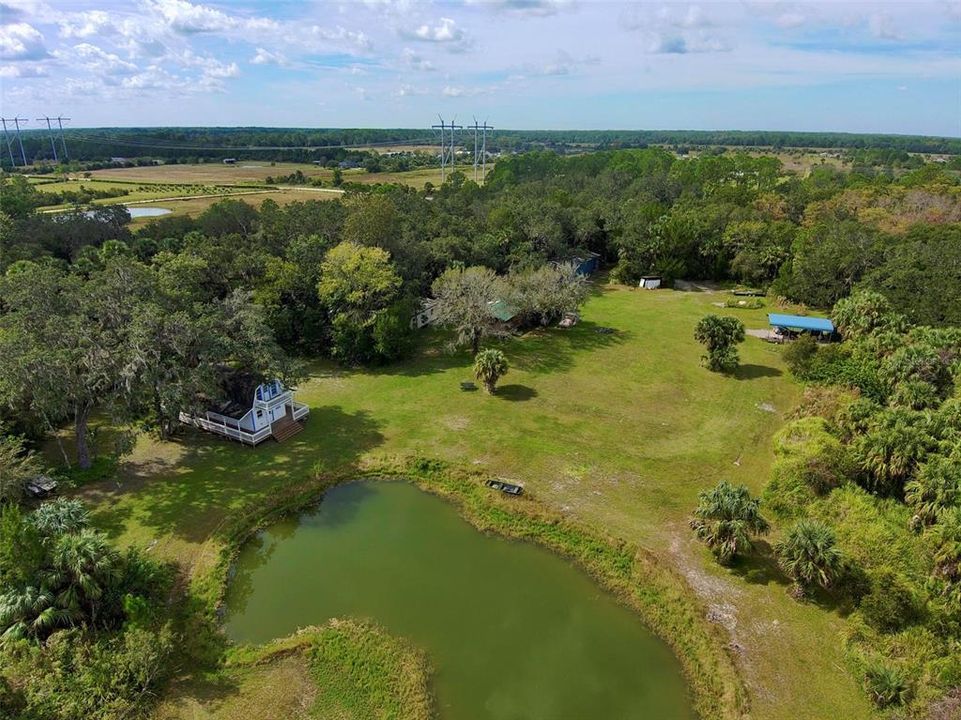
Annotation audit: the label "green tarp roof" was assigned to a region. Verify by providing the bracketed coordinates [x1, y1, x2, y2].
[489, 299, 518, 322]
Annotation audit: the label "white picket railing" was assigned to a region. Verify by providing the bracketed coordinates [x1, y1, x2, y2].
[292, 402, 310, 421]
[178, 412, 272, 446]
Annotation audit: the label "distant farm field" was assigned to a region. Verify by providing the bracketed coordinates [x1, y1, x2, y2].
[123, 187, 342, 227]
[88, 162, 477, 189]
[89, 162, 325, 184]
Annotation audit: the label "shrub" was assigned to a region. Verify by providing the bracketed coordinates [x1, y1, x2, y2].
[857, 568, 921, 633]
[690, 481, 769, 564]
[775, 518, 844, 597]
[473, 349, 509, 394]
[763, 458, 817, 518]
[7, 625, 175, 720]
[864, 661, 911, 708]
[788, 385, 860, 428]
[783, 335, 819, 379]
[694, 315, 745, 374]
[892, 380, 942, 411]
[771, 417, 851, 495]
[833, 291, 906, 341]
[905, 455, 961, 529]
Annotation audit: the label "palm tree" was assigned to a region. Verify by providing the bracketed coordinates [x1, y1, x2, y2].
[46, 529, 120, 628]
[930, 507, 961, 603]
[775, 519, 844, 597]
[32, 498, 90, 539]
[854, 420, 932, 496]
[0, 585, 77, 641]
[473, 348, 508, 394]
[905, 455, 961, 529]
[689, 481, 769, 564]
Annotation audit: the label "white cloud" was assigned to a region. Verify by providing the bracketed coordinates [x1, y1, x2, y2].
[251, 47, 288, 66]
[0, 22, 48, 61]
[401, 47, 435, 71]
[467, 0, 573, 17]
[540, 49, 599, 75]
[146, 0, 237, 35]
[648, 33, 688, 54]
[401, 17, 471, 51]
[868, 12, 902, 41]
[58, 10, 112, 39]
[67, 42, 138, 75]
[0, 61, 46, 77]
[394, 82, 425, 96]
[774, 12, 806, 29]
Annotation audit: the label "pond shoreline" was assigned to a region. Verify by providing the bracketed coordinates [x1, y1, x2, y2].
[194, 456, 748, 720]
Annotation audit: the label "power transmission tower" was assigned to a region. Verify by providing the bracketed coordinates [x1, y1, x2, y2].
[448, 117, 462, 181]
[0, 118, 16, 167]
[469, 118, 494, 183]
[56, 116, 70, 161]
[431, 115, 448, 182]
[1, 117, 29, 166]
[36, 116, 59, 163]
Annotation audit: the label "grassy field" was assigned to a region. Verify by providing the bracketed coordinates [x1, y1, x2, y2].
[66, 283, 875, 719]
[122, 187, 342, 228]
[155, 621, 432, 720]
[87, 162, 475, 188]
[29, 162, 476, 227]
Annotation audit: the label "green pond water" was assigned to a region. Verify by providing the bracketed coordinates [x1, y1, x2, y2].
[224, 481, 695, 720]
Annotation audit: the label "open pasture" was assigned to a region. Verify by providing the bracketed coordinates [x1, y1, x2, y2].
[67, 284, 872, 720]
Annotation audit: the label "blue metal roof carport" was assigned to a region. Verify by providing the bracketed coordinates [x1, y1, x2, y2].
[768, 313, 835, 333]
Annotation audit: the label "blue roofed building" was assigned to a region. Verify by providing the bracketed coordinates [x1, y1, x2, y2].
[767, 313, 836, 342]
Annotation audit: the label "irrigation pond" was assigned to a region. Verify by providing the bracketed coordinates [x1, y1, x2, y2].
[224, 481, 694, 719]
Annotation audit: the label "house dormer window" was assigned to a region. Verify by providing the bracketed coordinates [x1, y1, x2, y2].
[256, 380, 284, 403]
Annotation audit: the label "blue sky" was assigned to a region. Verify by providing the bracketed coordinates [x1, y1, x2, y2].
[1, 0, 959, 135]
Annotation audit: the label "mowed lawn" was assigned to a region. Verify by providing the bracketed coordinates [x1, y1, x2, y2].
[72, 283, 874, 720]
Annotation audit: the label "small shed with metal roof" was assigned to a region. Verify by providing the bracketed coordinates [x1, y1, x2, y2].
[768, 313, 835, 334]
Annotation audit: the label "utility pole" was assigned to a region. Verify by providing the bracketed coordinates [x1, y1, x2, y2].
[56, 116, 70, 161]
[432, 115, 448, 182]
[1, 117, 29, 166]
[448, 117, 462, 181]
[469, 118, 494, 183]
[36, 116, 58, 163]
[0, 118, 16, 167]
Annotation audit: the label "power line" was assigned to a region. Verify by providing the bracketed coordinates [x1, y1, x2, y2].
[36, 116, 60, 163]
[431, 116, 448, 182]
[56, 116, 70, 161]
[469, 118, 494, 183]
[0, 118, 17, 166]
[431, 116, 462, 183]
[1, 117, 29, 166]
[62, 131, 437, 153]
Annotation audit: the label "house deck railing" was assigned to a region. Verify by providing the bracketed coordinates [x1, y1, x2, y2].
[179, 412, 272, 446]
[292, 402, 310, 421]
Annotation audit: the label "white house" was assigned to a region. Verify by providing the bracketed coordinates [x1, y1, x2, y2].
[179, 377, 309, 446]
[410, 299, 440, 329]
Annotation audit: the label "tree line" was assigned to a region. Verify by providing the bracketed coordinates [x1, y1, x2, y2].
[6, 126, 959, 168]
[691, 291, 961, 712]
[1, 144, 960, 718]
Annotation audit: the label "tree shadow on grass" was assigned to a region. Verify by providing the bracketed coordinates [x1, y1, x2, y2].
[734, 363, 782, 380]
[506, 321, 631, 376]
[161, 672, 243, 710]
[729, 540, 787, 586]
[730, 540, 857, 616]
[83, 405, 386, 546]
[496, 384, 538, 402]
